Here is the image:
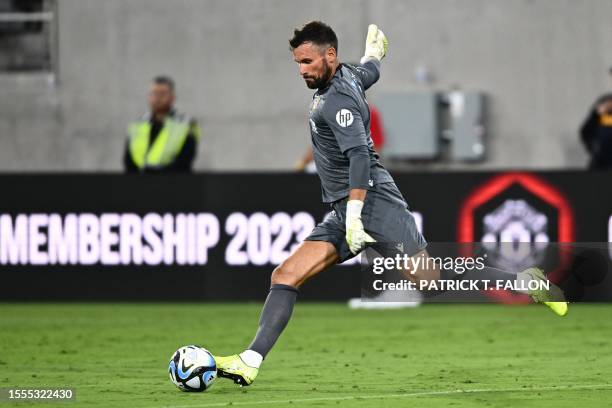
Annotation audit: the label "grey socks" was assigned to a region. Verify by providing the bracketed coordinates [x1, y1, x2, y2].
[248, 284, 298, 359]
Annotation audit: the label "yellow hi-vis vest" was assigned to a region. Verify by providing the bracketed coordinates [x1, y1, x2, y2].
[127, 116, 200, 170]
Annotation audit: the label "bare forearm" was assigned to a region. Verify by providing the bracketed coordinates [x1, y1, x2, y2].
[349, 188, 367, 202]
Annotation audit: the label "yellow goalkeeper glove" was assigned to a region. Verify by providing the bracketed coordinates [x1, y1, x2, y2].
[362, 24, 389, 63]
[345, 200, 376, 254]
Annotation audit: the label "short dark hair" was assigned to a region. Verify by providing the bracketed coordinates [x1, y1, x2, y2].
[153, 75, 175, 92]
[289, 21, 338, 53]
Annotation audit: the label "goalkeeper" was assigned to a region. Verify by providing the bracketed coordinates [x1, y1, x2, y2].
[215, 21, 567, 387]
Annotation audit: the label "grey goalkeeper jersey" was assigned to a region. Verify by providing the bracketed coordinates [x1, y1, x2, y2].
[308, 60, 394, 203]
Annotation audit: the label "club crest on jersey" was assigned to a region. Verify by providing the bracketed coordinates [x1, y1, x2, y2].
[311, 95, 321, 111]
[336, 109, 354, 127]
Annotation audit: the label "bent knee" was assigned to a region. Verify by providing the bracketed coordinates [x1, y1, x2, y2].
[271, 262, 302, 287]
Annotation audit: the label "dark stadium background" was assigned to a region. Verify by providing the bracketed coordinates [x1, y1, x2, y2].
[0, 171, 609, 301]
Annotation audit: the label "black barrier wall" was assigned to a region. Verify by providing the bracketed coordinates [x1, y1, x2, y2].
[0, 172, 610, 301]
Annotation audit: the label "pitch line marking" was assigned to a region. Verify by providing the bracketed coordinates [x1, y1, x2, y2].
[166, 383, 612, 408]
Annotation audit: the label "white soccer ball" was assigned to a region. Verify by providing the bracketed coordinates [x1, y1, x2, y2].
[168, 345, 217, 392]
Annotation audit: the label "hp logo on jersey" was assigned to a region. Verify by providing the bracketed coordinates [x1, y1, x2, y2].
[336, 109, 354, 127]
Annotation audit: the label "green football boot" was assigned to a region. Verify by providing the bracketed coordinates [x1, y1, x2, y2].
[214, 354, 259, 386]
[519, 267, 568, 317]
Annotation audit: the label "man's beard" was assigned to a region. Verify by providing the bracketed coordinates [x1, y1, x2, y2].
[305, 62, 333, 90]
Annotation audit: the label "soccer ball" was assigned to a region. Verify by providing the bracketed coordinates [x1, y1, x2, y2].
[168, 345, 217, 392]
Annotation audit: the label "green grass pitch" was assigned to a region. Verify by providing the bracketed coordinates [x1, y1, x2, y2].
[1, 303, 611, 407]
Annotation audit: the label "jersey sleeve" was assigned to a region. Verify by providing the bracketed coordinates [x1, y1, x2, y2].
[355, 59, 380, 90]
[321, 92, 369, 154]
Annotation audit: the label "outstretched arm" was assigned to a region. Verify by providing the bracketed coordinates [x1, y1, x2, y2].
[355, 59, 381, 91]
[355, 24, 388, 90]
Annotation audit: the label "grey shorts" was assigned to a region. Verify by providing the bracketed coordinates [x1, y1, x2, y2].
[305, 182, 427, 263]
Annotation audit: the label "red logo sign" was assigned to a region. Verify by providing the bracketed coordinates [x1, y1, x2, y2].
[458, 172, 575, 303]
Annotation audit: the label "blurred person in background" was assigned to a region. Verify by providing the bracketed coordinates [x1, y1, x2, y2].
[579, 67, 612, 170]
[124, 76, 201, 173]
